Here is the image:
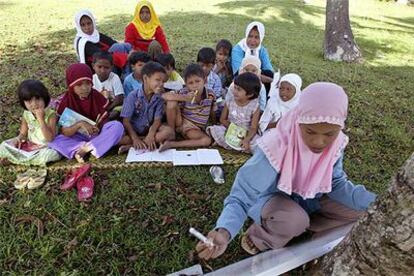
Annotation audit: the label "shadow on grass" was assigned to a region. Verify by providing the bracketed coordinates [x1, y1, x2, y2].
[0, 4, 413, 275]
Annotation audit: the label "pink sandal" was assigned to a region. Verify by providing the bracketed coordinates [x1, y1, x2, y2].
[76, 176, 95, 202]
[61, 164, 91, 191]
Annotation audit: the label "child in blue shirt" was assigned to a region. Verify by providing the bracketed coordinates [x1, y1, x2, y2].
[197, 47, 222, 99]
[196, 82, 376, 259]
[123, 51, 151, 96]
[119, 61, 174, 152]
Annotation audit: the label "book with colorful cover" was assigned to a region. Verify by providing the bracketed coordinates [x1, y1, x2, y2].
[225, 122, 248, 151]
[58, 108, 96, 136]
[4, 139, 43, 158]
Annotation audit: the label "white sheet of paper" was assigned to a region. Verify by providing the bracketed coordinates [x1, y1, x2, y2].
[173, 150, 199, 166]
[196, 149, 224, 165]
[151, 149, 176, 162]
[125, 148, 151, 163]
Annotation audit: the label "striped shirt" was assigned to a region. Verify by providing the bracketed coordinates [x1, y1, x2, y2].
[179, 87, 216, 129]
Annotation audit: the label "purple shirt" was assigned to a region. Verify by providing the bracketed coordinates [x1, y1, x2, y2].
[121, 87, 164, 135]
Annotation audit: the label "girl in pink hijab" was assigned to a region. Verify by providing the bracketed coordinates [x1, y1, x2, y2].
[196, 82, 376, 259]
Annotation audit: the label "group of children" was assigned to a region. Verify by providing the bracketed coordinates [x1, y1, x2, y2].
[0, 0, 378, 261]
[1, 2, 305, 167]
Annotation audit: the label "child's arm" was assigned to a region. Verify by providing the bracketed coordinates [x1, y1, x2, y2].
[106, 95, 124, 111]
[13, 117, 29, 148]
[61, 121, 98, 137]
[209, 99, 217, 125]
[32, 109, 57, 142]
[122, 117, 147, 149]
[162, 92, 192, 102]
[241, 108, 260, 152]
[144, 118, 162, 150]
[219, 104, 230, 128]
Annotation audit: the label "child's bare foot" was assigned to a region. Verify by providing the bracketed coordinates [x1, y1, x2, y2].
[241, 234, 260, 255]
[158, 141, 173, 152]
[0, 158, 11, 166]
[118, 145, 132, 154]
[75, 144, 92, 163]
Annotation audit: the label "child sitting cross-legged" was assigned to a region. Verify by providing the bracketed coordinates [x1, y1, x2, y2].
[119, 61, 175, 153]
[48, 63, 125, 163]
[123, 51, 151, 97]
[159, 63, 216, 151]
[92, 51, 125, 120]
[0, 80, 61, 166]
[207, 72, 261, 154]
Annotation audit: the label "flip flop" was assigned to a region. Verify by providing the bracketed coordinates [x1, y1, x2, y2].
[241, 234, 260, 255]
[209, 166, 225, 184]
[27, 169, 47, 190]
[14, 169, 36, 190]
[76, 176, 95, 202]
[61, 164, 91, 191]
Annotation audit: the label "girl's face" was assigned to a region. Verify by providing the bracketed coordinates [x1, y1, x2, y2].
[246, 27, 260, 49]
[241, 64, 260, 77]
[80, 16, 94, 35]
[185, 75, 205, 93]
[73, 80, 92, 99]
[279, 81, 296, 102]
[233, 84, 251, 103]
[216, 48, 229, 63]
[299, 123, 341, 154]
[164, 65, 174, 78]
[24, 97, 45, 113]
[140, 6, 151, 23]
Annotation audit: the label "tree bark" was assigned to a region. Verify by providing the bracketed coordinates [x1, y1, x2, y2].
[312, 153, 414, 275]
[324, 0, 363, 63]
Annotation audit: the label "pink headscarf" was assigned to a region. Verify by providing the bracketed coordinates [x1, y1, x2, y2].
[258, 82, 349, 199]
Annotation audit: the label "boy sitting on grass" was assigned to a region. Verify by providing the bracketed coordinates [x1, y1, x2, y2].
[119, 61, 175, 153]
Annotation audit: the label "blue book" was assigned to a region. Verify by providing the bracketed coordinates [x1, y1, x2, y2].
[58, 108, 96, 136]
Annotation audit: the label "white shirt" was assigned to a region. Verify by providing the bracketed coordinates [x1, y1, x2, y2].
[93, 72, 124, 99]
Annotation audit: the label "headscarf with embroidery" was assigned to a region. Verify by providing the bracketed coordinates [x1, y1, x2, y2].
[131, 1, 161, 40]
[73, 10, 100, 64]
[237, 21, 265, 59]
[258, 82, 349, 199]
[58, 63, 109, 124]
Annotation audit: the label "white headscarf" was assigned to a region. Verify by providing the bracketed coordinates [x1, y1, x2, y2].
[237, 21, 265, 59]
[73, 10, 100, 64]
[259, 73, 302, 133]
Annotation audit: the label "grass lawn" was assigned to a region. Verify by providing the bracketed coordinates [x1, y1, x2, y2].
[0, 0, 413, 274]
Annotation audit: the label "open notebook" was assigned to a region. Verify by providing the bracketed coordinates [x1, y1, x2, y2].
[125, 148, 223, 166]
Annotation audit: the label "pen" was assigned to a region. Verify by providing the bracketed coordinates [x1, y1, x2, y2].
[189, 227, 214, 246]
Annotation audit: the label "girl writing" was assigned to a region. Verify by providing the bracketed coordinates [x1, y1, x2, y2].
[196, 82, 376, 259]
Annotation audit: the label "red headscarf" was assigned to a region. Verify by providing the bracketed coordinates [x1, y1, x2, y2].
[57, 63, 109, 124]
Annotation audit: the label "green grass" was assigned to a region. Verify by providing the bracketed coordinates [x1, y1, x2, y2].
[0, 0, 413, 274]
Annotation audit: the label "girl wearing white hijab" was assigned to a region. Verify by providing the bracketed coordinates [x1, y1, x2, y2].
[259, 73, 302, 133]
[231, 21, 275, 90]
[73, 10, 131, 71]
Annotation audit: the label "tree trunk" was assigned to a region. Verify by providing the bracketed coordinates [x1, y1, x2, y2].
[324, 0, 363, 62]
[311, 153, 414, 275]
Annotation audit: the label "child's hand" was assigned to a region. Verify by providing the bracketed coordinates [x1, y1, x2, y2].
[33, 108, 45, 121]
[161, 92, 176, 101]
[153, 86, 165, 94]
[13, 135, 26, 149]
[132, 136, 147, 150]
[143, 134, 157, 150]
[240, 138, 251, 152]
[196, 228, 230, 260]
[78, 121, 99, 136]
[101, 89, 111, 99]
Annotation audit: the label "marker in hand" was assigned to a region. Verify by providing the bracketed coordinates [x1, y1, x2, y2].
[189, 227, 214, 247]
